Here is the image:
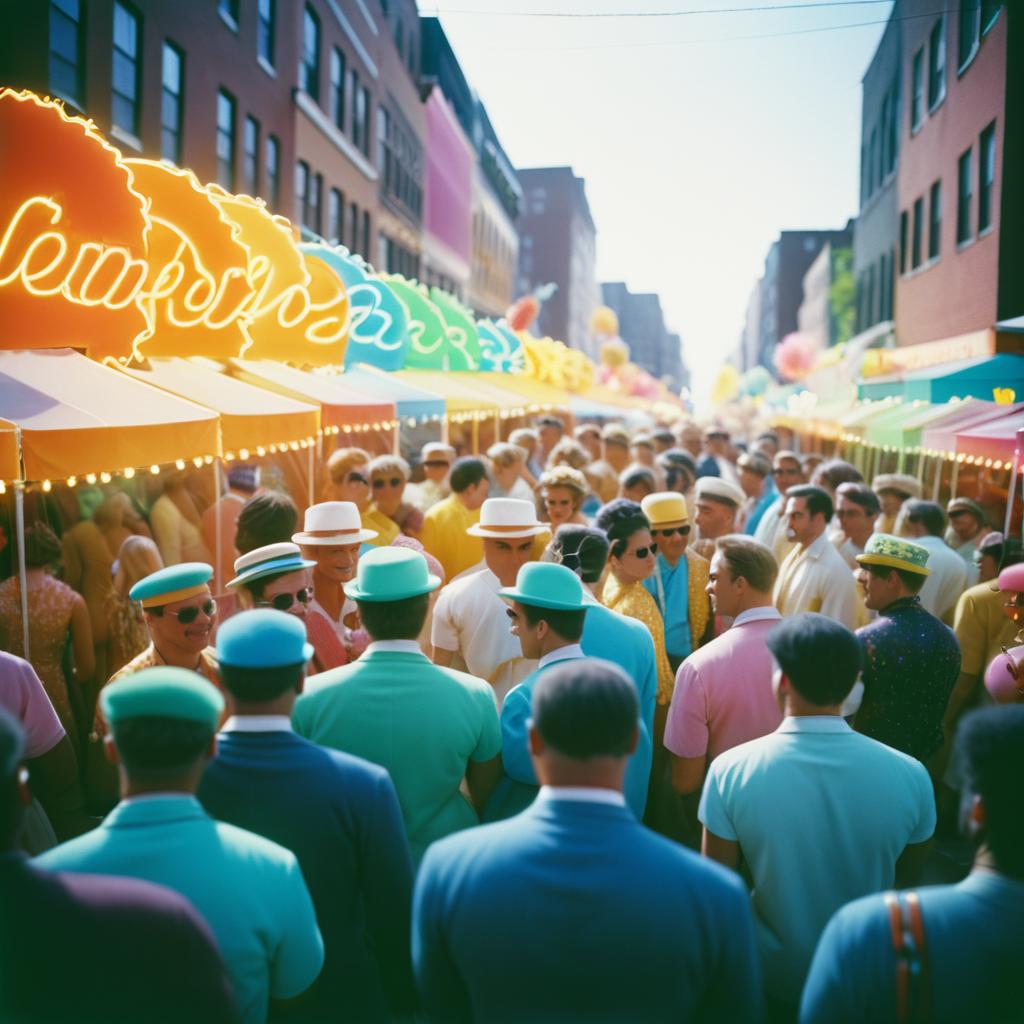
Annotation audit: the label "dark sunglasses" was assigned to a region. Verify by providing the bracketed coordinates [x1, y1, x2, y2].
[346, 473, 368, 486]
[165, 599, 216, 625]
[652, 526, 690, 538]
[629, 544, 658, 559]
[258, 587, 313, 612]
[372, 477, 403, 489]
[773, 467, 800, 476]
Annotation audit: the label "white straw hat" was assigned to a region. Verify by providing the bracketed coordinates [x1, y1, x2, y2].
[292, 501, 378, 546]
[466, 498, 548, 539]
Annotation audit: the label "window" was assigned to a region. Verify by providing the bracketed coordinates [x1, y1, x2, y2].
[979, 120, 995, 233]
[900, 212, 908, 274]
[959, 0, 981, 69]
[301, 5, 320, 101]
[886, 82, 899, 174]
[957, 147, 973, 244]
[860, 145, 867, 205]
[912, 197, 924, 269]
[868, 129, 878, 195]
[983, 2, 1001, 33]
[361, 210, 371, 261]
[49, 0, 84, 105]
[307, 173, 322, 234]
[266, 134, 280, 208]
[160, 43, 184, 163]
[348, 202, 359, 252]
[295, 161, 309, 225]
[328, 187, 343, 243]
[911, 49, 924, 131]
[353, 83, 370, 156]
[216, 89, 236, 189]
[330, 48, 345, 130]
[258, 0, 275, 67]
[377, 106, 390, 178]
[927, 18, 945, 110]
[866, 264, 875, 326]
[879, 95, 890, 178]
[242, 115, 259, 195]
[112, 2, 141, 137]
[928, 180, 942, 260]
[218, 0, 239, 26]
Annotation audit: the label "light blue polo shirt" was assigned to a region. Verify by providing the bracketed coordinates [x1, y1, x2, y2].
[643, 554, 691, 659]
[37, 794, 324, 1023]
[699, 717, 935, 1004]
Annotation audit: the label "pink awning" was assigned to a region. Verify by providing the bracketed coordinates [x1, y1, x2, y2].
[954, 410, 1024, 463]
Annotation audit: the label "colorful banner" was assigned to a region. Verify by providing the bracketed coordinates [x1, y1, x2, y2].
[477, 319, 526, 373]
[428, 287, 480, 371]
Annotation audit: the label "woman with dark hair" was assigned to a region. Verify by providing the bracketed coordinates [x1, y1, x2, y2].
[0, 522, 94, 751]
[594, 500, 674, 704]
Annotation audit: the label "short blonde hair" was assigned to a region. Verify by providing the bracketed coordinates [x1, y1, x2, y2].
[546, 438, 589, 471]
[368, 454, 410, 481]
[327, 447, 370, 484]
[509, 428, 538, 449]
[539, 465, 588, 499]
[715, 534, 778, 593]
[487, 442, 526, 469]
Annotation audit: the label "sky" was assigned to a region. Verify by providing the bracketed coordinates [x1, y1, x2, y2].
[430, 0, 894, 404]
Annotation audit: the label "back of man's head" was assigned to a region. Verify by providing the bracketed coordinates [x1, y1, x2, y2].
[113, 717, 214, 789]
[545, 525, 610, 585]
[904, 499, 947, 538]
[766, 612, 862, 706]
[0, 709, 24, 849]
[957, 705, 1024, 879]
[715, 535, 778, 594]
[533, 661, 638, 760]
[450, 457, 487, 494]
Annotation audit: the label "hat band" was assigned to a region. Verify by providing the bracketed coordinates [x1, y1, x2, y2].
[140, 583, 209, 609]
[304, 527, 363, 539]
[857, 553, 929, 575]
[477, 522, 542, 533]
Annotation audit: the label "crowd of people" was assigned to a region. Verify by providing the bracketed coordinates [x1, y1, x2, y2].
[1, 415, 1022, 1023]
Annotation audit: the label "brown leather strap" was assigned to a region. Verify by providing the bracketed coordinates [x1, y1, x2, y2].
[885, 891, 929, 1024]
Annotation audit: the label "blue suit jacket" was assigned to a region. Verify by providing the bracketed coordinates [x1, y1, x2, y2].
[199, 730, 415, 1021]
[414, 795, 763, 1023]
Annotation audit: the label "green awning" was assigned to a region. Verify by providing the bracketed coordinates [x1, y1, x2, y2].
[862, 400, 933, 447]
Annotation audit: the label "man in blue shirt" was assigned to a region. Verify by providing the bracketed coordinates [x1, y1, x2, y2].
[700, 613, 935, 1015]
[415, 660, 763, 1023]
[199, 609, 415, 1022]
[801, 706, 1024, 1023]
[37, 668, 324, 1024]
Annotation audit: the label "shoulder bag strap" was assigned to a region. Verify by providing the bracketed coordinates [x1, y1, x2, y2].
[884, 890, 930, 1024]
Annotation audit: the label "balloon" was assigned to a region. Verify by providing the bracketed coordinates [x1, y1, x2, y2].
[774, 332, 820, 382]
[740, 365, 772, 397]
[984, 645, 1024, 704]
[590, 306, 619, 337]
[710, 364, 741, 406]
[600, 337, 629, 369]
[506, 295, 540, 332]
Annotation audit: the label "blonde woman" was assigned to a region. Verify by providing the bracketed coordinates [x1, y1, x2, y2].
[486, 443, 534, 502]
[538, 466, 589, 529]
[322, 447, 372, 505]
[366, 454, 420, 544]
[546, 438, 590, 472]
[104, 536, 163, 676]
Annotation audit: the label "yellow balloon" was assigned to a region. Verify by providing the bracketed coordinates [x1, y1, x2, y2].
[600, 337, 629, 369]
[590, 305, 619, 337]
[710, 364, 741, 406]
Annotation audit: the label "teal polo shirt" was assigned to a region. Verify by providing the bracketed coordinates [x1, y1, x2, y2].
[699, 717, 935, 1004]
[643, 554, 691, 659]
[37, 794, 324, 1024]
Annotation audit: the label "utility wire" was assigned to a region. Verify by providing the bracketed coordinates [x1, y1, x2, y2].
[432, 0, 892, 18]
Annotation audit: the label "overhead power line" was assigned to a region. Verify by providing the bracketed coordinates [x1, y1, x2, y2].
[432, 0, 893, 18]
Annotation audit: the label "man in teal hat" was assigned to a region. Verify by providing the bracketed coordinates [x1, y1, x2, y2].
[88, 562, 221, 812]
[486, 561, 652, 821]
[292, 547, 502, 862]
[37, 667, 324, 1024]
[200, 609, 416, 1021]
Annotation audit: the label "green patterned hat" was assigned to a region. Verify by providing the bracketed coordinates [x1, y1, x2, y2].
[855, 533, 931, 577]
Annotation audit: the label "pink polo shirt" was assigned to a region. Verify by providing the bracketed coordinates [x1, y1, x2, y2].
[664, 607, 783, 762]
[0, 651, 65, 759]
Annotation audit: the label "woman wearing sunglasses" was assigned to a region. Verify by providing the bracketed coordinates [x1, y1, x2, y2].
[229, 543, 348, 674]
[365, 455, 422, 545]
[594, 499, 675, 710]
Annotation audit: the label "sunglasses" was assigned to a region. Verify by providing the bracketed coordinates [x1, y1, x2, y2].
[773, 467, 801, 476]
[258, 587, 313, 612]
[372, 477, 403, 489]
[165, 599, 216, 625]
[628, 544, 658, 559]
[346, 473, 368, 486]
[652, 526, 690, 538]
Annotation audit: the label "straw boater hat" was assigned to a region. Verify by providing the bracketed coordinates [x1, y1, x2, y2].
[466, 498, 548, 539]
[695, 477, 745, 508]
[421, 442, 456, 466]
[227, 542, 315, 589]
[872, 473, 922, 499]
[855, 534, 931, 576]
[292, 501, 378, 545]
[737, 451, 773, 478]
[641, 492, 689, 529]
[130, 563, 213, 609]
[947, 497, 986, 522]
[600, 424, 630, 446]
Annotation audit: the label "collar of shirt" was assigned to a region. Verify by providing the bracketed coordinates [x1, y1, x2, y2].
[880, 595, 922, 617]
[733, 606, 783, 627]
[221, 715, 293, 733]
[801, 532, 832, 560]
[106, 793, 207, 828]
[364, 640, 424, 656]
[538, 644, 585, 669]
[536, 786, 626, 808]
[777, 715, 851, 734]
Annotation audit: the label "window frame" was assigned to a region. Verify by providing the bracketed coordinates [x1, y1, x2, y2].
[242, 115, 260, 196]
[266, 134, 280, 209]
[160, 40, 184, 164]
[958, 0, 981, 72]
[216, 88, 237, 190]
[301, 5, 321, 102]
[328, 187, 344, 244]
[982, 2, 1001, 34]
[49, 0, 85, 107]
[330, 47, 346, 131]
[899, 210, 908, 275]
[978, 120, 996, 235]
[911, 196, 924, 270]
[112, 0, 142, 139]
[927, 17, 946, 112]
[928, 179, 942, 261]
[217, 0, 239, 31]
[257, 0, 276, 69]
[295, 160, 310, 227]
[957, 147, 974, 247]
[910, 48, 925, 133]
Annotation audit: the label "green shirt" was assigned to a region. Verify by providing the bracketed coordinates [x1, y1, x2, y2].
[294, 642, 501, 861]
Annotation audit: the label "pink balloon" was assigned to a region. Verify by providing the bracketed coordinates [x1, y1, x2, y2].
[984, 645, 1024, 703]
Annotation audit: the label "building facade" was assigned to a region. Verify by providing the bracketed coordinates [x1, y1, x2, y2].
[516, 166, 599, 355]
[895, 1, 1020, 348]
[601, 282, 685, 393]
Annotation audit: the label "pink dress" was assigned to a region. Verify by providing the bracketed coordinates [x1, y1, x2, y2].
[0, 574, 79, 747]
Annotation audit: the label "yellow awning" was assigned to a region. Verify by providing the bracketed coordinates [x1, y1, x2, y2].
[119, 358, 321, 456]
[480, 373, 571, 412]
[394, 371, 500, 417]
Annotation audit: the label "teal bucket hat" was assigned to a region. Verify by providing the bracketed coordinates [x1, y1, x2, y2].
[345, 546, 441, 602]
[498, 562, 589, 612]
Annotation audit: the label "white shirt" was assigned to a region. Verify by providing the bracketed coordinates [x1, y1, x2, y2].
[915, 534, 969, 624]
[538, 644, 585, 669]
[731, 606, 783, 628]
[753, 494, 785, 550]
[536, 786, 626, 808]
[221, 715, 293, 733]
[774, 532, 860, 629]
[431, 567, 537, 706]
[831, 533, 864, 572]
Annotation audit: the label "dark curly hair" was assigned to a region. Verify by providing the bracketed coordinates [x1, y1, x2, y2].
[594, 499, 650, 560]
[23, 522, 62, 569]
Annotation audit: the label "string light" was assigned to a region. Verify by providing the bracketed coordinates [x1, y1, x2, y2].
[42, 479, 52, 492]
[239, 449, 250, 460]
[150, 464, 160, 474]
[175, 460, 186, 470]
[123, 466, 135, 478]
[193, 457, 204, 468]
[86, 474, 97, 485]
[0, 481, 6, 495]
[100, 472, 112, 483]
[66, 476, 77, 487]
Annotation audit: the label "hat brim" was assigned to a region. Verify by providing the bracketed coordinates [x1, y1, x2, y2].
[227, 556, 317, 589]
[466, 525, 549, 539]
[292, 529, 378, 545]
[649, 518, 688, 530]
[855, 553, 931, 577]
[345, 574, 441, 602]
[497, 587, 588, 612]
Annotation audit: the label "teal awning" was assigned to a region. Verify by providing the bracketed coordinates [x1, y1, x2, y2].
[859, 354, 1024, 402]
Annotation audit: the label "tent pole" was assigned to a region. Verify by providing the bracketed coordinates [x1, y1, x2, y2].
[308, 445, 314, 508]
[214, 460, 223, 594]
[15, 480, 29, 660]
[950, 461, 959, 501]
[392, 420, 400, 457]
[1005, 450, 1019, 536]
[472, 417, 480, 455]
[932, 457, 942, 502]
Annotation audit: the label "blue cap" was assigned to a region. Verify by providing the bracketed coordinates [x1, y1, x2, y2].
[498, 562, 588, 612]
[216, 609, 314, 669]
[345, 546, 441, 602]
[102, 667, 224, 730]
[130, 563, 213, 609]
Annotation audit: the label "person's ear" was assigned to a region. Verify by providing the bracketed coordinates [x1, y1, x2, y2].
[295, 670, 307, 696]
[626, 724, 639, 756]
[103, 735, 120, 766]
[970, 793, 986, 831]
[527, 722, 544, 756]
[207, 734, 217, 760]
